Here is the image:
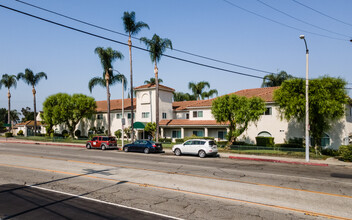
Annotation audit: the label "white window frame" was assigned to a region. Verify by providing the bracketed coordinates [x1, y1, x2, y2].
[142, 112, 150, 118]
[162, 112, 167, 119]
[193, 111, 203, 118]
[172, 130, 181, 138]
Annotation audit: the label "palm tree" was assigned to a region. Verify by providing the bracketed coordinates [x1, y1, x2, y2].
[122, 11, 149, 142]
[261, 71, 293, 87]
[17, 68, 47, 135]
[144, 77, 163, 85]
[140, 34, 172, 142]
[188, 81, 210, 100]
[201, 89, 218, 100]
[0, 74, 17, 130]
[173, 92, 197, 101]
[89, 47, 124, 136]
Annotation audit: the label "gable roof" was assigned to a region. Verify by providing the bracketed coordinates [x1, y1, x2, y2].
[134, 83, 175, 92]
[172, 87, 279, 111]
[96, 98, 136, 112]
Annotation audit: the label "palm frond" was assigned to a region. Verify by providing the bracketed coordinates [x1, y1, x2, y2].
[88, 77, 105, 93]
[110, 74, 128, 90]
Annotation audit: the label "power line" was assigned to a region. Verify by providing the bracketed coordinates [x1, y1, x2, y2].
[292, 0, 352, 28]
[14, 0, 274, 75]
[0, 4, 265, 80]
[256, 0, 351, 38]
[222, 0, 349, 42]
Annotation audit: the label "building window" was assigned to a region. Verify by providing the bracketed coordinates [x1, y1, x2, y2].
[142, 112, 150, 118]
[172, 130, 181, 138]
[193, 111, 203, 118]
[127, 113, 135, 119]
[193, 130, 204, 137]
[162, 112, 167, 119]
[218, 131, 227, 140]
[116, 113, 122, 119]
[97, 114, 103, 120]
[264, 107, 272, 115]
[257, 131, 272, 137]
[186, 113, 189, 119]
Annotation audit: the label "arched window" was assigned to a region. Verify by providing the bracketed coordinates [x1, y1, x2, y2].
[258, 131, 272, 137]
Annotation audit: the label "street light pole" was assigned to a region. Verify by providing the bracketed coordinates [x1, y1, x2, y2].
[109, 68, 125, 148]
[300, 35, 310, 162]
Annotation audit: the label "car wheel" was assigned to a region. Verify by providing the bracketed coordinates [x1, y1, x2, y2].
[198, 150, 206, 158]
[86, 143, 91, 149]
[101, 144, 107, 151]
[174, 148, 181, 156]
[144, 148, 150, 154]
[123, 147, 129, 152]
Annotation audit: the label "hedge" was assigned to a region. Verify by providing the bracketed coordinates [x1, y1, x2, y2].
[5, 132, 13, 138]
[275, 143, 303, 148]
[184, 136, 215, 141]
[256, 136, 275, 147]
[339, 145, 352, 162]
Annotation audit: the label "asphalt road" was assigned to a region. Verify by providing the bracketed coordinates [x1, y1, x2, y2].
[0, 142, 352, 220]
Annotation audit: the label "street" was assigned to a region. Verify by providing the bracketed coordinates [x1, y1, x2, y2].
[0, 143, 352, 219]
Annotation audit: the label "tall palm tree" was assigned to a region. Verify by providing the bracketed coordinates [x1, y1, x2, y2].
[173, 92, 197, 101]
[0, 74, 17, 130]
[261, 71, 293, 87]
[140, 34, 172, 142]
[144, 77, 163, 85]
[17, 68, 47, 135]
[188, 81, 210, 100]
[201, 89, 218, 100]
[122, 11, 149, 142]
[89, 47, 124, 136]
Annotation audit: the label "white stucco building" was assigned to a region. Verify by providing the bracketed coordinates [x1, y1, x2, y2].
[39, 83, 352, 149]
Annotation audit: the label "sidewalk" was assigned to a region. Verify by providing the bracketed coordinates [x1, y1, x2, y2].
[1, 138, 351, 168]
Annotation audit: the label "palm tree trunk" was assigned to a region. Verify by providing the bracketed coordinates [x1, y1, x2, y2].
[105, 70, 111, 136]
[128, 36, 135, 142]
[154, 63, 159, 142]
[33, 87, 37, 136]
[7, 90, 11, 132]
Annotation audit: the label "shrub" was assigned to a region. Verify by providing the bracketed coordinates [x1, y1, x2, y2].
[74, 130, 81, 138]
[216, 141, 228, 147]
[321, 148, 339, 157]
[184, 136, 215, 141]
[62, 130, 68, 136]
[256, 136, 275, 147]
[115, 130, 122, 139]
[287, 137, 304, 146]
[5, 132, 13, 138]
[17, 130, 24, 136]
[275, 143, 303, 148]
[339, 145, 352, 162]
[175, 138, 184, 144]
[159, 138, 172, 143]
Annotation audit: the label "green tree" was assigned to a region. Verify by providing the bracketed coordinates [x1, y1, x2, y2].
[145, 122, 156, 139]
[273, 76, 348, 150]
[0, 74, 17, 129]
[261, 71, 293, 88]
[123, 11, 150, 142]
[89, 47, 125, 136]
[173, 92, 197, 101]
[140, 34, 172, 142]
[188, 81, 210, 100]
[17, 68, 47, 135]
[21, 107, 35, 122]
[212, 94, 265, 147]
[42, 93, 97, 138]
[0, 108, 20, 124]
[144, 77, 163, 85]
[114, 129, 122, 140]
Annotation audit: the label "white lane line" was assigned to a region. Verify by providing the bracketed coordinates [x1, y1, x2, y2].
[29, 185, 183, 220]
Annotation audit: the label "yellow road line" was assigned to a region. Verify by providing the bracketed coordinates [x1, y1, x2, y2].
[0, 162, 351, 220]
[2, 153, 351, 200]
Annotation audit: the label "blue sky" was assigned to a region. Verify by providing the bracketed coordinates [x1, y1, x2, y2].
[0, 0, 351, 113]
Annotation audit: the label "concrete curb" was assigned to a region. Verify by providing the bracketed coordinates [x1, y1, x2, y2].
[228, 156, 329, 167]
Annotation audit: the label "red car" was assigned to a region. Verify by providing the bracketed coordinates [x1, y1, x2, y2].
[86, 136, 117, 150]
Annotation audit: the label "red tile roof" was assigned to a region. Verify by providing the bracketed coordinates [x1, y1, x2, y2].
[134, 83, 175, 92]
[14, 120, 43, 128]
[96, 98, 136, 112]
[172, 87, 279, 111]
[159, 119, 229, 126]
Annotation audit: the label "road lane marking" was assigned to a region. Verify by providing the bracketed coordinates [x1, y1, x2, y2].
[28, 185, 183, 220]
[0, 162, 351, 220]
[1, 153, 352, 200]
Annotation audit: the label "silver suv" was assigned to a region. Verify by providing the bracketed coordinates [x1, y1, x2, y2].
[172, 139, 218, 158]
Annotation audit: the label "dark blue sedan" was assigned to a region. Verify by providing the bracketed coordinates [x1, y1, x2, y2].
[123, 140, 163, 154]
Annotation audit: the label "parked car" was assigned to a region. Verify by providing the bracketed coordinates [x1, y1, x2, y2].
[172, 139, 218, 158]
[86, 136, 117, 150]
[123, 140, 163, 154]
